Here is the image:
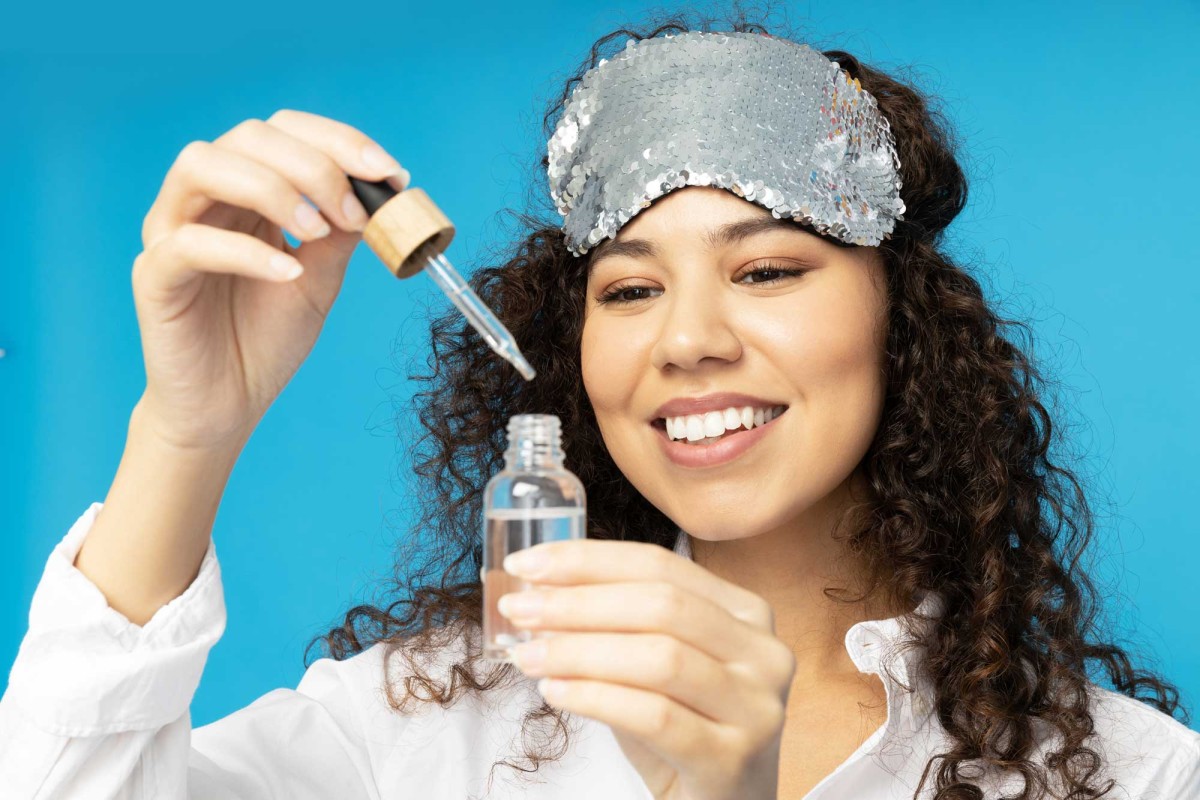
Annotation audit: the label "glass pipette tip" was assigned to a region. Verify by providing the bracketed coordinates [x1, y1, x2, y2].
[417, 244, 537, 381]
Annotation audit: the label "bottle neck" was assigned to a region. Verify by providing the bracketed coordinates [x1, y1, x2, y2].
[504, 443, 565, 472]
[504, 414, 565, 472]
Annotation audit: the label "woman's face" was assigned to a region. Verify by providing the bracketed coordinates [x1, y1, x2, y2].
[580, 186, 889, 541]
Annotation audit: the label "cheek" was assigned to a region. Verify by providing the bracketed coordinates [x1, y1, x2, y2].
[796, 265, 886, 382]
[580, 317, 632, 422]
[800, 315, 885, 390]
[761, 284, 882, 383]
[787, 285, 888, 465]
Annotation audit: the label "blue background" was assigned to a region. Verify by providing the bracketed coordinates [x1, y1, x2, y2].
[2, 1, 1197, 732]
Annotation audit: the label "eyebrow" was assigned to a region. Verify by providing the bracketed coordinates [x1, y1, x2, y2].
[586, 214, 809, 275]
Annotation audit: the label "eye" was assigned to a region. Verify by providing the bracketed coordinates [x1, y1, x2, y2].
[596, 284, 657, 305]
[595, 262, 810, 305]
[735, 262, 810, 286]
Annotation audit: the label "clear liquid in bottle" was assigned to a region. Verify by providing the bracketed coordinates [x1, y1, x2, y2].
[481, 414, 586, 662]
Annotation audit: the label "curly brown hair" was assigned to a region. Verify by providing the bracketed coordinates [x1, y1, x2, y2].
[306, 5, 1190, 799]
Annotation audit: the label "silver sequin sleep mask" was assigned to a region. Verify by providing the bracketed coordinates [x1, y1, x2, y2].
[547, 30, 907, 257]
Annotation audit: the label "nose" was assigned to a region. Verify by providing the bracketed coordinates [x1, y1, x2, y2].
[648, 279, 743, 372]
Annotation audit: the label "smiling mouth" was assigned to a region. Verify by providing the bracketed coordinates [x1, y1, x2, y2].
[650, 406, 789, 445]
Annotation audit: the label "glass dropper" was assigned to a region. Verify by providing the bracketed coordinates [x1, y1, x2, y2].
[413, 239, 536, 380]
[348, 176, 536, 381]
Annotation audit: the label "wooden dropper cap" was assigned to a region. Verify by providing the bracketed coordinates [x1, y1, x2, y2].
[349, 177, 455, 280]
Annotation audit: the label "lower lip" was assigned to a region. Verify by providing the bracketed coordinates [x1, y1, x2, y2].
[652, 410, 788, 469]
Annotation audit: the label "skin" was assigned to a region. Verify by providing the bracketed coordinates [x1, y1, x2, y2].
[500, 185, 916, 799]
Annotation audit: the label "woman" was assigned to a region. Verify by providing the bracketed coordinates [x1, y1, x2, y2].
[1, 10, 1196, 800]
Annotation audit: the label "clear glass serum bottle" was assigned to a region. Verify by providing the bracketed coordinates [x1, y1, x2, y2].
[481, 414, 586, 662]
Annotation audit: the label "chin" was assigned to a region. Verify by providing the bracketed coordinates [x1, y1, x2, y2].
[661, 489, 803, 540]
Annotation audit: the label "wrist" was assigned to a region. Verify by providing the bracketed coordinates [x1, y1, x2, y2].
[129, 395, 250, 473]
[73, 399, 246, 626]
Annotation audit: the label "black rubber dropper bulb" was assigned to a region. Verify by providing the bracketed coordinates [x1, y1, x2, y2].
[348, 176, 397, 216]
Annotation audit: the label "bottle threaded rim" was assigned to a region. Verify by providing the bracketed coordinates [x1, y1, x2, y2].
[505, 413, 563, 454]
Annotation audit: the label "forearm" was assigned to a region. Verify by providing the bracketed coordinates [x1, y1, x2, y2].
[73, 397, 245, 626]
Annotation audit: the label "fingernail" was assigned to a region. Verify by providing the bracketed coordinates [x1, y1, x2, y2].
[512, 639, 547, 673]
[341, 191, 369, 230]
[294, 202, 331, 238]
[504, 548, 549, 578]
[269, 254, 304, 280]
[361, 143, 404, 177]
[498, 591, 544, 619]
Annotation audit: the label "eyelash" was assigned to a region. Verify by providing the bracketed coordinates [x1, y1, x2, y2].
[595, 262, 810, 305]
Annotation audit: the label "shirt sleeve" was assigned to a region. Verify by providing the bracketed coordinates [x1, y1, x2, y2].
[0, 502, 381, 800]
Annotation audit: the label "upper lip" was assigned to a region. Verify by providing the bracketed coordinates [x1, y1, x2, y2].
[651, 393, 789, 422]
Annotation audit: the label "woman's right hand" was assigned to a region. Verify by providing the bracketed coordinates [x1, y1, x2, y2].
[131, 109, 409, 452]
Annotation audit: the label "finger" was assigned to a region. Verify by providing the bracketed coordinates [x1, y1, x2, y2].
[500, 581, 795, 689]
[535, 676, 738, 773]
[511, 631, 773, 727]
[144, 141, 335, 252]
[136, 223, 305, 294]
[214, 119, 372, 234]
[263, 108, 409, 192]
[504, 538, 778, 633]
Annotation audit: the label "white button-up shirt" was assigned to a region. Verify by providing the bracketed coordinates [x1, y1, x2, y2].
[2, 502, 1197, 798]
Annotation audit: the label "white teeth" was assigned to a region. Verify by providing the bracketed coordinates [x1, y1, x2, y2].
[703, 411, 725, 438]
[662, 405, 786, 442]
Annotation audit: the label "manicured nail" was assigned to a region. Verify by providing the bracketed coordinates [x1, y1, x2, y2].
[269, 254, 304, 280]
[361, 143, 404, 177]
[498, 591, 544, 619]
[512, 639, 547, 673]
[294, 202, 331, 238]
[341, 191, 369, 230]
[504, 548, 549, 578]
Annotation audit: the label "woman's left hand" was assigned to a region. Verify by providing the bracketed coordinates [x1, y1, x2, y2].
[498, 538, 797, 800]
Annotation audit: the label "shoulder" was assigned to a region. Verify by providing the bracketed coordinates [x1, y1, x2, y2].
[1082, 683, 1200, 796]
[193, 639, 409, 747]
[1085, 682, 1200, 754]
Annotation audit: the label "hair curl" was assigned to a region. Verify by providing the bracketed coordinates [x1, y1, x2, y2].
[307, 5, 1190, 798]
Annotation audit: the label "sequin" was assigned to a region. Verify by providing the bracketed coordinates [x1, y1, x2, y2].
[547, 31, 906, 257]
